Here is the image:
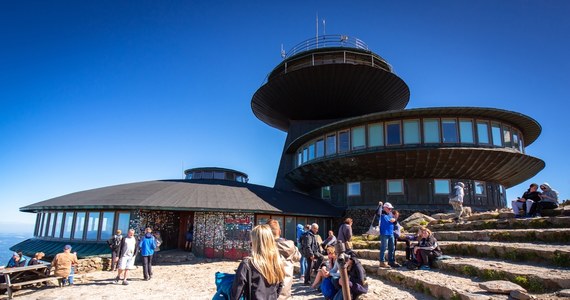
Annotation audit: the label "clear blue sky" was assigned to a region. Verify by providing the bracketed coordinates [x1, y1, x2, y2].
[1, 1, 569, 232]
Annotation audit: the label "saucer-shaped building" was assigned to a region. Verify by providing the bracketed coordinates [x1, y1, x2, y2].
[13, 35, 544, 258]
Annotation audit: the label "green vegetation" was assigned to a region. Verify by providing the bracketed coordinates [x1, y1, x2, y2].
[513, 275, 545, 293]
[461, 265, 478, 277]
[528, 218, 549, 228]
[414, 282, 426, 293]
[450, 293, 461, 300]
[481, 269, 504, 281]
[552, 251, 570, 267]
[419, 220, 428, 226]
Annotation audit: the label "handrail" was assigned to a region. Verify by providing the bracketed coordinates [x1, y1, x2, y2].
[283, 35, 369, 59]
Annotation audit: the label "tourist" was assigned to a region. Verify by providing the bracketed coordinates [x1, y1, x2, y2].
[300, 223, 323, 286]
[296, 224, 307, 283]
[414, 227, 442, 270]
[29, 252, 45, 265]
[153, 231, 163, 259]
[266, 219, 300, 299]
[535, 183, 560, 216]
[51, 245, 78, 287]
[335, 254, 368, 299]
[114, 228, 139, 285]
[378, 202, 397, 268]
[321, 230, 337, 250]
[5, 252, 25, 268]
[230, 224, 284, 300]
[310, 246, 340, 290]
[68, 252, 78, 285]
[139, 227, 157, 281]
[185, 225, 193, 252]
[393, 210, 412, 261]
[513, 183, 542, 217]
[449, 182, 465, 222]
[336, 218, 353, 250]
[106, 229, 123, 271]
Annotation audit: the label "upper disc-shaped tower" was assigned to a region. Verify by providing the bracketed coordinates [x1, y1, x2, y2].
[251, 35, 410, 131]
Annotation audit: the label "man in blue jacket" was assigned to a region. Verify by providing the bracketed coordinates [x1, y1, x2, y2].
[139, 227, 157, 281]
[378, 202, 397, 268]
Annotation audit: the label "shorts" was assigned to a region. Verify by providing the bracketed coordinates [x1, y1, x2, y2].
[118, 255, 136, 270]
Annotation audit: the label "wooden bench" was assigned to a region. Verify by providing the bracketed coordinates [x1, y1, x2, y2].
[0, 264, 62, 299]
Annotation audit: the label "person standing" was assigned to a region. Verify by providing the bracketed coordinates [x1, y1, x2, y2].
[449, 182, 465, 222]
[51, 245, 78, 287]
[378, 202, 397, 268]
[114, 229, 139, 285]
[300, 223, 323, 286]
[296, 224, 308, 282]
[139, 227, 157, 281]
[336, 218, 353, 250]
[106, 229, 123, 271]
[266, 219, 300, 299]
[185, 225, 194, 252]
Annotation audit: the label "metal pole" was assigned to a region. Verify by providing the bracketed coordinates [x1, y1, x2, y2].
[335, 241, 351, 300]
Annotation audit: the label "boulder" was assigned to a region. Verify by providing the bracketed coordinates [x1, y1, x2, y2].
[459, 292, 493, 300]
[558, 289, 570, 297]
[431, 213, 455, 220]
[467, 211, 500, 221]
[498, 211, 515, 219]
[400, 213, 435, 230]
[510, 289, 534, 300]
[479, 280, 526, 294]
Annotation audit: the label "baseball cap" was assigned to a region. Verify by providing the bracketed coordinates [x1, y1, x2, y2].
[64, 245, 72, 250]
[383, 202, 394, 209]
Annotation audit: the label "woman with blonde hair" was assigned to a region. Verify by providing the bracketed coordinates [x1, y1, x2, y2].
[414, 226, 442, 270]
[231, 224, 284, 300]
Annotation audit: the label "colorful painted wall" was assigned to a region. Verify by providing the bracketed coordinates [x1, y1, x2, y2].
[193, 211, 253, 259]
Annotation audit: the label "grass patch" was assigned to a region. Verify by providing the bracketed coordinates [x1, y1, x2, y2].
[513, 276, 545, 293]
[552, 251, 570, 267]
[528, 218, 550, 228]
[481, 269, 504, 281]
[461, 265, 478, 277]
[450, 293, 461, 300]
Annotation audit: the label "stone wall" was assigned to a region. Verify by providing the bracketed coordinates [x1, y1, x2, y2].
[342, 208, 449, 234]
[75, 257, 112, 274]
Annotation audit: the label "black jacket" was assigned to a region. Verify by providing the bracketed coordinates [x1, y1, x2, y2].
[300, 231, 321, 258]
[230, 258, 282, 300]
[417, 235, 442, 256]
[521, 190, 542, 202]
[347, 258, 368, 297]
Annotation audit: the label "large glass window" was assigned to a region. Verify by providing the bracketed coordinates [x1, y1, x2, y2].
[100, 212, 115, 240]
[386, 122, 401, 145]
[434, 179, 451, 194]
[387, 179, 404, 194]
[62, 212, 73, 239]
[491, 123, 502, 146]
[285, 217, 296, 241]
[351, 126, 365, 150]
[459, 120, 474, 144]
[302, 147, 308, 163]
[116, 212, 131, 234]
[256, 215, 270, 226]
[503, 127, 512, 148]
[321, 186, 331, 199]
[338, 131, 350, 153]
[368, 123, 384, 147]
[325, 134, 336, 156]
[38, 213, 45, 237]
[213, 172, 225, 180]
[308, 143, 315, 161]
[315, 139, 325, 158]
[423, 119, 440, 143]
[73, 212, 86, 240]
[347, 182, 360, 196]
[53, 212, 63, 238]
[86, 212, 100, 240]
[44, 212, 53, 237]
[475, 181, 486, 195]
[193, 172, 202, 180]
[297, 152, 302, 166]
[513, 132, 520, 150]
[202, 172, 213, 179]
[442, 119, 458, 143]
[403, 120, 420, 144]
[477, 122, 490, 144]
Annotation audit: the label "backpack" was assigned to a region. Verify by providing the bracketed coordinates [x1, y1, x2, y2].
[111, 235, 122, 250]
[300, 232, 311, 255]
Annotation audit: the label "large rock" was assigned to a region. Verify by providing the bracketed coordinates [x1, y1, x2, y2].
[400, 213, 435, 230]
[431, 213, 455, 220]
[510, 289, 534, 300]
[479, 280, 526, 294]
[558, 289, 570, 297]
[467, 211, 499, 221]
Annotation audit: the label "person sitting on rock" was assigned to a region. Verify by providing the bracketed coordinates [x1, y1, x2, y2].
[414, 227, 442, 270]
[512, 183, 542, 218]
[534, 183, 560, 216]
[311, 246, 340, 290]
[335, 254, 368, 299]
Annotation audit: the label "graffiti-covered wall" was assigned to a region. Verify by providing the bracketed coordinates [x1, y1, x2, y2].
[130, 210, 180, 250]
[194, 212, 254, 259]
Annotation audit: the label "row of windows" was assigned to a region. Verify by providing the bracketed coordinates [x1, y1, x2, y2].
[34, 211, 131, 241]
[322, 179, 497, 198]
[185, 171, 248, 183]
[296, 118, 524, 167]
[255, 215, 332, 242]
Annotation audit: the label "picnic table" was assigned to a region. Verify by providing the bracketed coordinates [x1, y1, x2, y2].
[0, 264, 59, 299]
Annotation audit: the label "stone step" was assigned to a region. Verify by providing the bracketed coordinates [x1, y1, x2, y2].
[433, 228, 570, 244]
[428, 216, 570, 232]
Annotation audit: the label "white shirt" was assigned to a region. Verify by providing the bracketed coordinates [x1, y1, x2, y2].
[123, 236, 136, 257]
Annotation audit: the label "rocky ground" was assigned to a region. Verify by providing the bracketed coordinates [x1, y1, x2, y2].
[3, 256, 430, 300]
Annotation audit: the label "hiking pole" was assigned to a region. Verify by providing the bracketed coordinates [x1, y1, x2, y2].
[335, 241, 351, 300]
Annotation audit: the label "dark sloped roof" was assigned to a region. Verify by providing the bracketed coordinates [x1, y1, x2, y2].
[20, 180, 341, 217]
[10, 239, 109, 259]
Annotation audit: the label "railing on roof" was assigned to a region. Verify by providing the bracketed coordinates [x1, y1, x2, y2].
[283, 35, 369, 59]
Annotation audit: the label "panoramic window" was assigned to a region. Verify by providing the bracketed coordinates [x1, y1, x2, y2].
[297, 152, 302, 166]
[100, 212, 115, 240]
[302, 147, 308, 163]
[477, 121, 490, 144]
[53, 212, 63, 238]
[368, 123, 384, 147]
[351, 126, 366, 150]
[322, 186, 331, 199]
[338, 131, 350, 153]
[434, 179, 451, 194]
[503, 126, 512, 148]
[308, 143, 315, 160]
[202, 171, 213, 180]
[386, 122, 401, 145]
[213, 172, 225, 180]
[387, 179, 404, 194]
[37, 213, 45, 237]
[62, 212, 73, 239]
[403, 120, 420, 144]
[423, 119, 440, 143]
[475, 181, 486, 195]
[74, 212, 86, 240]
[86, 212, 100, 240]
[347, 182, 361, 196]
[442, 119, 458, 143]
[44, 212, 54, 237]
[193, 172, 202, 180]
[116, 212, 131, 234]
[326, 134, 337, 156]
[285, 217, 296, 241]
[512, 132, 520, 150]
[491, 123, 502, 146]
[459, 120, 474, 143]
[315, 139, 325, 158]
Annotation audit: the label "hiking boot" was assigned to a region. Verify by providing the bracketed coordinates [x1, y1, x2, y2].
[113, 276, 120, 284]
[419, 265, 431, 270]
[389, 262, 401, 268]
[379, 261, 390, 268]
[122, 279, 129, 285]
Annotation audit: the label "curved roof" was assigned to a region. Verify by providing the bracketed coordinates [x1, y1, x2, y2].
[285, 147, 545, 189]
[20, 180, 341, 217]
[183, 167, 248, 178]
[286, 107, 542, 152]
[252, 48, 410, 131]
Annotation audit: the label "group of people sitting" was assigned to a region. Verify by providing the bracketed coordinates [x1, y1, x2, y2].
[512, 182, 560, 218]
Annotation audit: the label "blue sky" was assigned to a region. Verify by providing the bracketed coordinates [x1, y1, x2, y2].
[1, 1, 569, 232]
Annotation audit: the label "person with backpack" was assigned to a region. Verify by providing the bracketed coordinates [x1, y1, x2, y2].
[139, 227, 157, 281]
[300, 223, 323, 286]
[448, 182, 465, 222]
[107, 229, 123, 271]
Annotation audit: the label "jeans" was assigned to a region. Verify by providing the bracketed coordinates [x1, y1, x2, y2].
[300, 256, 307, 278]
[68, 267, 75, 285]
[304, 256, 313, 283]
[142, 255, 153, 279]
[379, 234, 395, 263]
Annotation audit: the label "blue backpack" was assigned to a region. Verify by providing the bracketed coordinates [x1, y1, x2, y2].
[213, 272, 239, 300]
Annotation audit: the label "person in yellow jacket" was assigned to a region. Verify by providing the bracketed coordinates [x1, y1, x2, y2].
[51, 245, 78, 287]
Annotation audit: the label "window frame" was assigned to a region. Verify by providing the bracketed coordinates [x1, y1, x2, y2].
[386, 179, 404, 195]
[385, 121, 402, 146]
[325, 133, 337, 156]
[347, 182, 361, 197]
[422, 118, 440, 144]
[338, 130, 350, 153]
[459, 119, 475, 144]
[474, 181, 486, 196]
[367, 122, 384, 147]
[403, 119, 421, 145]
[476, 120, 491, 145]
[433, 179, 451, 195]
[441, 118, 459, 143]
[351, 126, 366, 150]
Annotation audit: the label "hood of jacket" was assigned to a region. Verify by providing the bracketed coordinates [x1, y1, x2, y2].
[276, 238, 300, 261]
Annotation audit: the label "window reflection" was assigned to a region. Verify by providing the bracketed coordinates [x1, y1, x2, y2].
[475, 181, 486, 195]
[423, 119, 439, 143]
[351, 126, 365, 150]
[338, 131, 350, 153]
[368, 123, 384, 147]
[62, 212, 73, 239]
[491, 124, 502, 146]
[387, 179, 404, 194]
[74, 212, 86, 240]
[459, 120, 474, 143]
[326, 134, 336, 156]
[347, 182, 360, 196]
[386, 122, 401, 145]
[434, 179, 450, 194]
[477, 122, 490, 144]
[403, 120, 420, 144]
[442, 119, 458, 143]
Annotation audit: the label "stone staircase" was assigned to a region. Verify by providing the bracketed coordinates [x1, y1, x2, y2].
[351, 214, 570, 299]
